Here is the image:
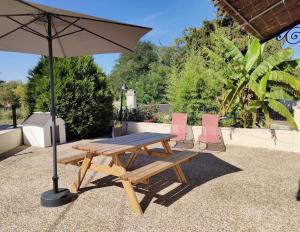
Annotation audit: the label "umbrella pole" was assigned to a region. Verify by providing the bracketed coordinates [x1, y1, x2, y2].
[48, 21, 58, 194]
[41, 13, 71, 207]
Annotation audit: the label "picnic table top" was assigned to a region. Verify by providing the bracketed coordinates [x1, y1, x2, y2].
[73, 132, 175, 157]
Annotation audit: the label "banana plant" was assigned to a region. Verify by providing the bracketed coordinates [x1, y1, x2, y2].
[220, 37, 300, 129]
[247, 73, 297, 129]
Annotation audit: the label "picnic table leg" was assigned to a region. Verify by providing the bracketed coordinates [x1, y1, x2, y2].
[143, 146, 151, 155]
[162, 140, 188, 183]
[126, 152, 137, 170]
[113, 154, 125, 168]
[121, 180, 143, 214]
[71, 154, 92, 192]
[173, 164, 187, 184]
[108, 158, 114, 167]
[162, 140, 173, 154]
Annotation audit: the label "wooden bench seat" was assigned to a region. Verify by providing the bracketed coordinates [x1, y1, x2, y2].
[121, 151, 197, 184]
[58, 154, 86, 165]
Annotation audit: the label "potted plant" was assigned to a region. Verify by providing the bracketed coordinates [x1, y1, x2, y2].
[112, 120, 123, 138]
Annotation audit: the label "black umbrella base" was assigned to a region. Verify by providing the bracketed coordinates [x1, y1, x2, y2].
[41, 188, 71, 207]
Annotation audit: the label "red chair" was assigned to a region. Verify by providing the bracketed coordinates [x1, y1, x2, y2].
[198, 114, 225, 150]
[171, 113, 188, 142]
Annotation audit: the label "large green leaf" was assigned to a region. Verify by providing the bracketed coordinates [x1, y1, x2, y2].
[247, 100, 261, 113]
[221, 37, 244, 63]
[266, 89, 294, 100]
[244, 39, 261, 72]
[261, 104, 270, 128]
[258, 73, 269, 99]
[220, 88, 232, 115]
[225, 77, 246, 112]
[276, 58, 300, 72]
[269, 70, 300, 92]
[251, 48, 294, 80]
[248, 79, 262, 99]
[267, 99, 298, 129]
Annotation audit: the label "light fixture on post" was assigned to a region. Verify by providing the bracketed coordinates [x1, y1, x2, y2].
[119, 83, 127, 121]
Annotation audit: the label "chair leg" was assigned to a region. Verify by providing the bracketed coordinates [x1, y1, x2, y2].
[199, 142, 208, 150]
[121, 180, 143, 214]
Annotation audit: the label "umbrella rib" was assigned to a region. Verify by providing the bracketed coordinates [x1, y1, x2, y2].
[51, 13, 152, 31]
[0, 15, 43, 39]
[53, 18, 80, 38]
[0, 13, 44, 17]
[20, 27, 45, 39]
[17, 0, 151, 31]
[54, 29, 84, 39]
[6, 16, 47, 39]
[53, 15, 133, 52]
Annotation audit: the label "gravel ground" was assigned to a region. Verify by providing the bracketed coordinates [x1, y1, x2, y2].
[0, 140, 299, 232]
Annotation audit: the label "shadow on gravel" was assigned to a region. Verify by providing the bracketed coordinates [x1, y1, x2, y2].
[0, 145, 31, 162]
[79, 152, 242, 213]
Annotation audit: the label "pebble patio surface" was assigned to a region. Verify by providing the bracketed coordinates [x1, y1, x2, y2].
[0, 139, 299, 232]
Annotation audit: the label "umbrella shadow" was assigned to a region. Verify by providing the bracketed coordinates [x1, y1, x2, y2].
[78, 152, 242, 212]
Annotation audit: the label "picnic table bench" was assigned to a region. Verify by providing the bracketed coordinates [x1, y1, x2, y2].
[58, 132, 197, 214]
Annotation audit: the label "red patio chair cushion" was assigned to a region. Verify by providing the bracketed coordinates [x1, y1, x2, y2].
[198, 114, 220, 143]
[171, 113, 187, 141]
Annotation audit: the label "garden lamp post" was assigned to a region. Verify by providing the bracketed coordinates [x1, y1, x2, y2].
[119, 83, 126, 121]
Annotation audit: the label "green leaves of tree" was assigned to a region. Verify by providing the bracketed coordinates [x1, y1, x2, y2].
[27, 56, 113, 139]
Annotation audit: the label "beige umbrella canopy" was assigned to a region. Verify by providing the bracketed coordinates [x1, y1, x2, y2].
[0, 0, 151, 207]
[0, 0, 151, 57]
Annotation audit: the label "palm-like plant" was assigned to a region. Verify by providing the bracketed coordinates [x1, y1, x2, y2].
[220, 37, 300, 129]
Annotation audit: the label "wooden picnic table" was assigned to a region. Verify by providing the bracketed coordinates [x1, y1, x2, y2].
[59, 132, 197, 214]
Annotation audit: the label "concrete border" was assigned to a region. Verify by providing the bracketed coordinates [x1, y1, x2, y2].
[125, 121, 300, 153]
[0, 128, 22, 154]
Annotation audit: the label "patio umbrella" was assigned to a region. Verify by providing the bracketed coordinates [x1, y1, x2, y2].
[0, 0, 151, 207]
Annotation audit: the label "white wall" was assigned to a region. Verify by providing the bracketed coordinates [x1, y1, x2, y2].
[0, 128, 22, 154]
[126, 121, 300, 153]
[44, 118, 66, 147]
[23, 126, 45, 147]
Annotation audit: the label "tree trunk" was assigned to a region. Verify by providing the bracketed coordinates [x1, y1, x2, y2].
[252, 112, 257, 128]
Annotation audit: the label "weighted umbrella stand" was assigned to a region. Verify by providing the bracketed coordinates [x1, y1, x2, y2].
[40, 13, 71, 207]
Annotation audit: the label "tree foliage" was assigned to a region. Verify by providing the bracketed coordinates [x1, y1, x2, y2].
[0, 81, 26, 126]
[0, 81, 26, 108]
[109, 41, 159, 97]
[27, 56, 113, 139]
[167, 51, 222, 125]
[135, 63, 169, 104]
